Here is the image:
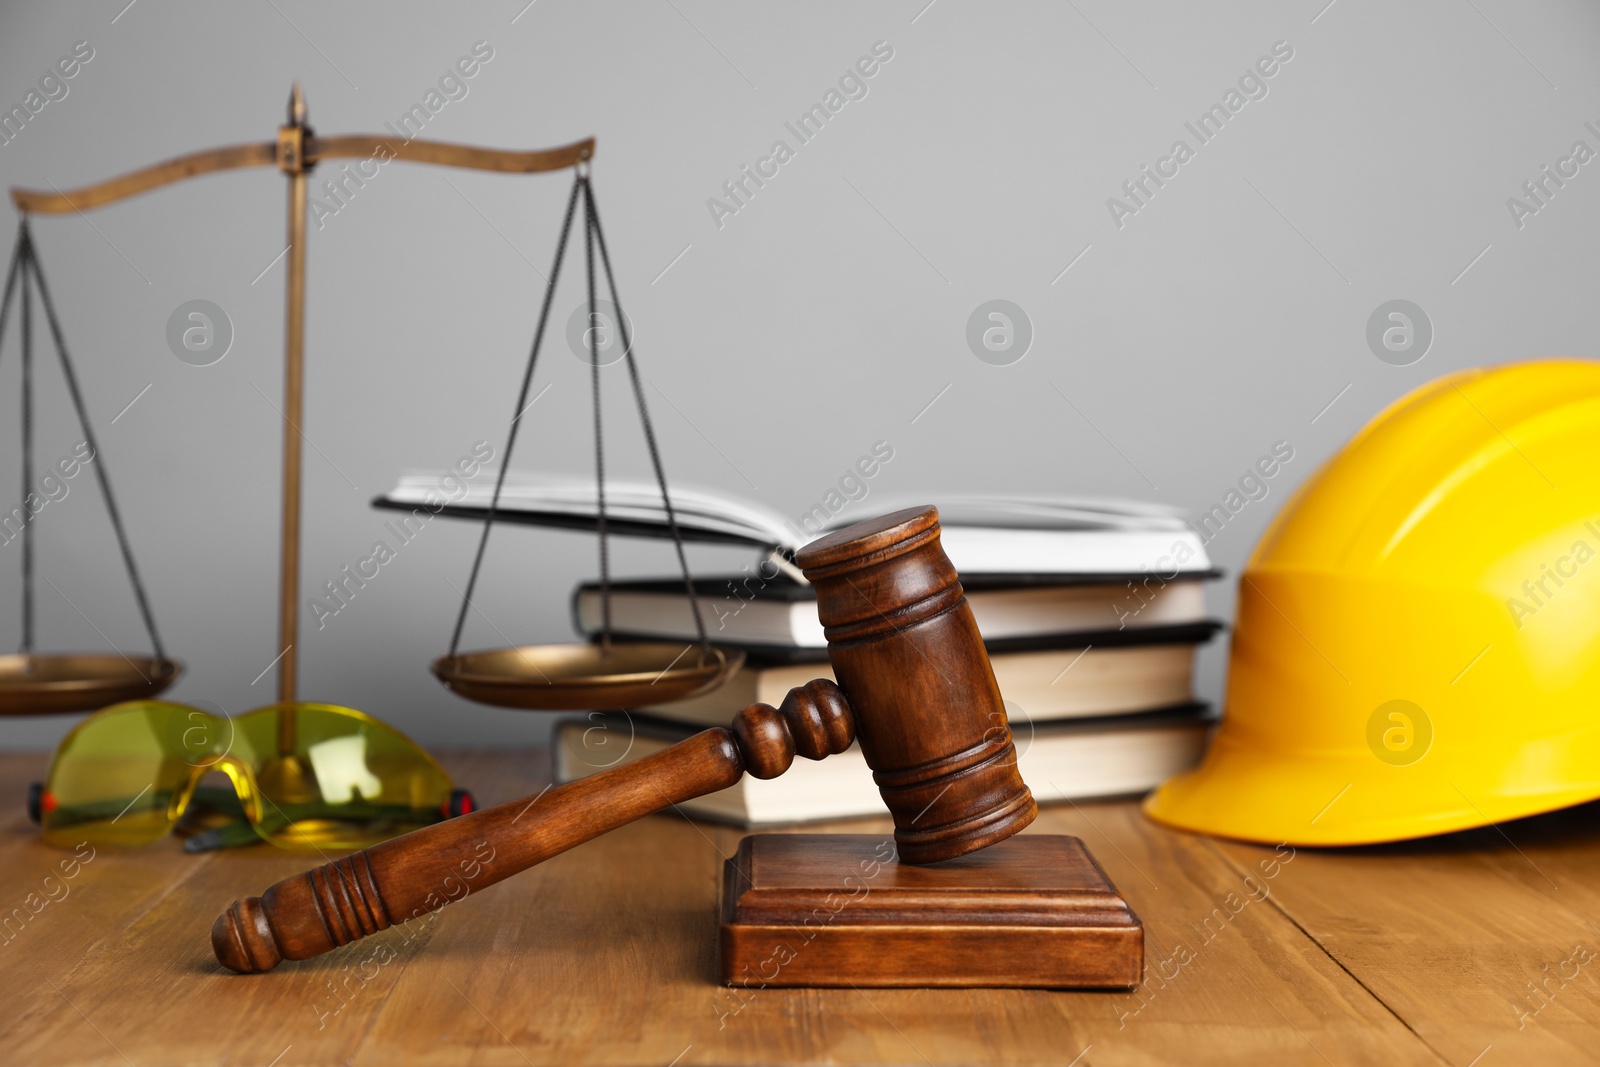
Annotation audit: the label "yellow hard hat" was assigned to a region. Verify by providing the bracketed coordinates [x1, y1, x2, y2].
[1146, 359, 1600, 845]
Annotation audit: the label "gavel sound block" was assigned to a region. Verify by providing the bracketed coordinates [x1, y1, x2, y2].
[212, 506, 1141, 988]
[719, 508, 1141, 988]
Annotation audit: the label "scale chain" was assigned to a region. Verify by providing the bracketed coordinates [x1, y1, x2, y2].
[0, 229, 25, 651]
[20, 227, 168, 662]
[0, 228, 31, 651]
[448, 172, 711, 664]
[581, 178, 612, 650]
[583, 183, 710, 651]
[448, 175, 584, 658]
[19, 226, 34, 654]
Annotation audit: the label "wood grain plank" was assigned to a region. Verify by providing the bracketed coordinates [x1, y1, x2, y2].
[348, 768, 1437, 1066]
[1212, 799, 1600, 1067]
[350, 803, 742, 1066]
[0, 750, 528, 1067]
[0, 754, 216, 992]
[0, 750, 1458, 1064]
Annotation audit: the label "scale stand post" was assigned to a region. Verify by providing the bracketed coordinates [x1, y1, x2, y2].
[258, 83, 315, 799]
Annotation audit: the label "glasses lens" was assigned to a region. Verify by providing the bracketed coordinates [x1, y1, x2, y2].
[235, 704, 453, 850]
[40, 701, 219, 847]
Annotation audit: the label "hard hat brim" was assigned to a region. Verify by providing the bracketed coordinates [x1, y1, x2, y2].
[1144, 728, 1600, 846]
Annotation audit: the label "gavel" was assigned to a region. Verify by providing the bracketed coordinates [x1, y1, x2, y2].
[213, 506, 1037, 972]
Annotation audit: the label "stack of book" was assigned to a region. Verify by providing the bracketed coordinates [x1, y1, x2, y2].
[375, 476, 1223, 827]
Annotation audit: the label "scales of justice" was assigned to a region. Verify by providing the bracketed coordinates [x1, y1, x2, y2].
[2, 87, 1142, 990]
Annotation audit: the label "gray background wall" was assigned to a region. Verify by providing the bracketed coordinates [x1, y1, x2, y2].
[0, 0, 1596, 750]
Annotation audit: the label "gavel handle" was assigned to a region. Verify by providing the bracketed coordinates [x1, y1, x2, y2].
[213, 683, 854, 973]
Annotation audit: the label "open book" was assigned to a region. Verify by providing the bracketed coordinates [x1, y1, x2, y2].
[374, 473, 1212, 577]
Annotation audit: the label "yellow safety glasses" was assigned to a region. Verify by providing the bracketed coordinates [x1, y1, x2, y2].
[34, 700, 472, 851]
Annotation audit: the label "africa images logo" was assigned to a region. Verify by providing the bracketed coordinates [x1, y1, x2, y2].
[1105, 40, 1295, 229]
[706, 41, 895, 229]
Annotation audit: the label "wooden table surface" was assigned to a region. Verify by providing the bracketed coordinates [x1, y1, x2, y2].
[3, 747, 1599, 1066]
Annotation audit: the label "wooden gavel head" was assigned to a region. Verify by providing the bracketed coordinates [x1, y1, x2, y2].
[797, 505, 1037, 863]
[212, 505, 1034, 972]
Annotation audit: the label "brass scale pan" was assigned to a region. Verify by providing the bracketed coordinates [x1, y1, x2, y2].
[433, 643, 742, 712]
[0, 654, 179, 717]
